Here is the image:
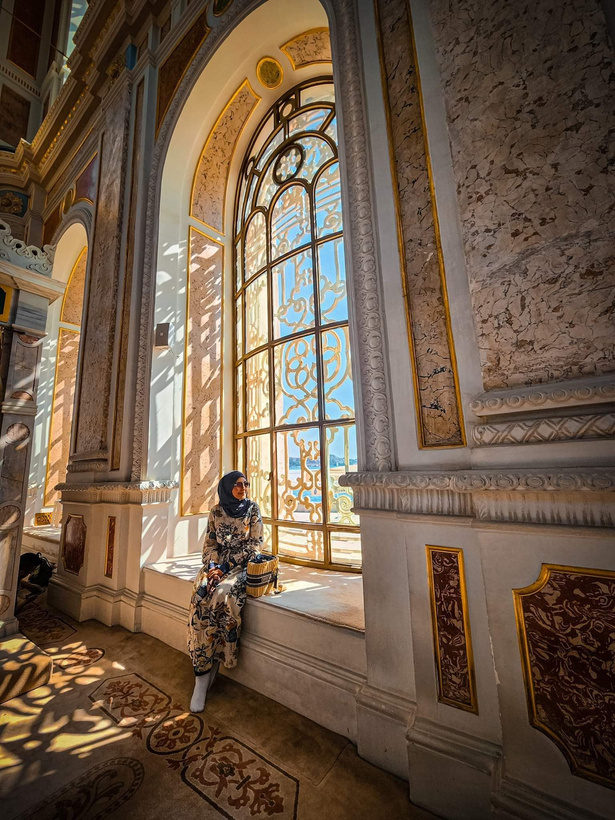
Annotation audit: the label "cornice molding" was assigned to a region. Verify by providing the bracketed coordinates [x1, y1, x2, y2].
[472, 412, 615, 446]
[470, 379, 615, 417]
[341, 470, 615, 527]
[57, 480, 178, 505]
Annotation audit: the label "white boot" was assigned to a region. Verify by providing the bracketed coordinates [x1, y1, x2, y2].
[190, 673, 210, 712]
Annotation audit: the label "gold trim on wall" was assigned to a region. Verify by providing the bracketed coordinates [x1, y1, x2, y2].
[181, 225, 225, 517]
[0, 285, 14, 323]
[189, 78, 261, 236]
[426, 545, 478, 713]
[513, 563, 615, 790]
[104, 516, 116, 578]
[373, 0, 465, 449]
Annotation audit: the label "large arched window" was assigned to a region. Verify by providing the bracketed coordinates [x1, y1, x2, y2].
[234, 79, 360, 569]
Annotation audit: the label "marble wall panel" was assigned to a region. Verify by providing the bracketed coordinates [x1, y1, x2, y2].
[42, 205, 61, 247]
[74, 154, 99, 204]
[426, 546, 477, 713]
[514, 565, 615, 789]
[190, 81, 259, 234]
[280, 27, 331, 69]
[45, 328, 80, 507]
[74, 85, 131, 457]
[182, 228, 222, 515]
[375, 0, 464, 447]
[61, 248, 87, 325]
[62, 514, 86, 575]
[156, 10, 210, 133]
[0, 85, 31, 148]
[430, 0, 615, 389]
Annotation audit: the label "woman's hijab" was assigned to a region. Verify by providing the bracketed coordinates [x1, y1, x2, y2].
[218, 471, 251, 518]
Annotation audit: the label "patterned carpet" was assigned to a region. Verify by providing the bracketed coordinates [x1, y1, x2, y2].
[0, 599, 434, 820]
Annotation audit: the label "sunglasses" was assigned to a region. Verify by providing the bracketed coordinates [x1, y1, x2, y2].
[233, 481, 250, 488]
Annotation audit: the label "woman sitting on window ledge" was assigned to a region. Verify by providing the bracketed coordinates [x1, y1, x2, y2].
[187, 471, 263, 713]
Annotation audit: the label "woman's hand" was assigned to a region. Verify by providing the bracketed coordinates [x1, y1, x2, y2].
[207, 566, 223, 593]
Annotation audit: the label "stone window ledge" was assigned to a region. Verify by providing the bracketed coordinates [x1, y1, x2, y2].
[144, 556, 365, 633]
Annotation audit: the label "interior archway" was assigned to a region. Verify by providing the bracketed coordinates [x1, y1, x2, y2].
[148, 0, 345, 563]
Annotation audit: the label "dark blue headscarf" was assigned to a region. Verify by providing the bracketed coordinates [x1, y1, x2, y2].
[218, 471, 250, 518]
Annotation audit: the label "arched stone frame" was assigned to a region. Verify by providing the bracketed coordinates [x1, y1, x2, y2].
[25, 209, 93, 525]
[141, 0, 394, 563]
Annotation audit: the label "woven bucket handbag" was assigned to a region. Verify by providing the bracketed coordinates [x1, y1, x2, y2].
[246, 553, 279, 597]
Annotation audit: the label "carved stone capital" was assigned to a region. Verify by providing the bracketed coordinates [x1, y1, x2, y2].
[57, 480, 178, 505]
[341, 470, 615, 527]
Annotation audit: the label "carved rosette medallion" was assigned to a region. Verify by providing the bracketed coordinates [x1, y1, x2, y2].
[514, 564, 615, 789]
[426, 546, 478, 713]
[62, 514, 87, 575]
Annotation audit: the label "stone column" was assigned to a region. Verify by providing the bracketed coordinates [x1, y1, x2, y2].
[69, 73, 132, 474]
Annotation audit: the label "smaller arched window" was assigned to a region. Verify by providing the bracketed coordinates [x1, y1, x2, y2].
[234, 79, 360, 569]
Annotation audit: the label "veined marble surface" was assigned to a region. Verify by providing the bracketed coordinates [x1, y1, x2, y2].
[431, 0, 615, 389]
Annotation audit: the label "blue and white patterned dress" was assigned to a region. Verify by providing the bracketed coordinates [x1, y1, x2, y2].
[187, 502, 263, 674]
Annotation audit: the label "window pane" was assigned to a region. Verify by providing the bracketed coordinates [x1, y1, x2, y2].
[274, 335, 318, 426]
[315, 162, 342, 238]
[318, 238, 348, 325]
[330, 531, 361, 567]
[288, 107, 330, 136]
[278, 526, 324, 563]
[322, 327, 354, 420]
[272, 250, 315, 338]
[236, 294, 243, 359]
[245, 273, 268, 352]
[271, 185, 311, 260]
[235, 438, 245, 475]
[247, 433, 272, 517]
[301, 84, 335, 105]
[325, 424, 358, 525]
[235, 365, 244, 433]
[245, 212, 267, 278]
[246, 350, 270, 430]
[235, 240, 242, 292]
[262, 522, 273, 550]
[325, 116, 337, 144]
[256, 126, 284, 171]
[276, 427, 322, 523]
[295, 136, 334, 183]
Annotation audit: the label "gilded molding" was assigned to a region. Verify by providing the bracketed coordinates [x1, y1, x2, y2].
[472, 412, 615, 446]
[374, 0, 464, 449]
[513, 564, 615, 790]
[426, 546, 478, 713]
[471, 381, 615, 417]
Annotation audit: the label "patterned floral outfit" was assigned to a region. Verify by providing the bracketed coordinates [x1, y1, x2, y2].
[187, 502, 263, 674]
